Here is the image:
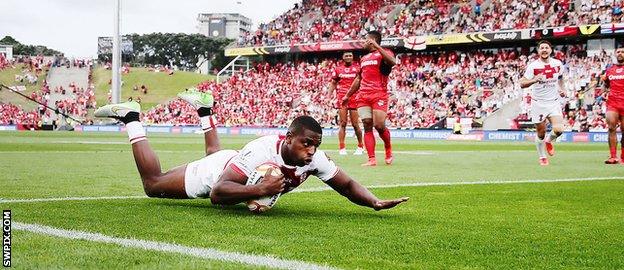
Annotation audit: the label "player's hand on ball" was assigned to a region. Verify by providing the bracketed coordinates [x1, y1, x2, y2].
[259, 168, 285, 196]
[373, 197, 409, 211]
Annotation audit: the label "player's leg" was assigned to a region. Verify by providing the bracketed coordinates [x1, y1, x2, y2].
[337, 107, 349, 155]
[371, 94, 392, 165]
[348, 108, 364, 155]
[358, 105, 376, 166]
[372, 109, 393, 165]
[531, 102, 549, 165]
[535, 121, 549, 165]
[619, 112, 624, 163]
[544, 100, 564, 156]
[177, 89, 220, 155]
[544, 114, 564, 156]
[94, 101, 188, 198]
[605, 111, 620, 164]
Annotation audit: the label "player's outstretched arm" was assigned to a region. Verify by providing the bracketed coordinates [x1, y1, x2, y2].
[211, 167, 284, 205]
[326, 169, 409, 211]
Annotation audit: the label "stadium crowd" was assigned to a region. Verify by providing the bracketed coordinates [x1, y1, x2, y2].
[0, 57, 96, 126]
[238, 0, 623, 47]
[138, 44, 614, 131]
[1, 45, 616, 132]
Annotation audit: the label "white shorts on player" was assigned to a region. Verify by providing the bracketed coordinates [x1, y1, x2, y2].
[530, 100, 563, 124]
[184, 149, 238, 198]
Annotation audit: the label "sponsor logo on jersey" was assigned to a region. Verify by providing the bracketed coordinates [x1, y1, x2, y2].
[616, 68, 623, 73]
[361, 60, 378, 67]
[608, 74, 624, 80]
[377, 100, 385, 106]
[339, 73, 357, 78]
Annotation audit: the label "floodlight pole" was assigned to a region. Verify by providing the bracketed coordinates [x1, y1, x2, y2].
[111, 0, 121, 104]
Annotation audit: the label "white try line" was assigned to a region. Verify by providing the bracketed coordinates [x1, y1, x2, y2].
[13, 222, 337, 270]
[2, 176, 622, 204]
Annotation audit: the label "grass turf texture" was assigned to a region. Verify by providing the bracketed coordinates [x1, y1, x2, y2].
[92, 67, 215, 110]
[1, 131, 623, 269]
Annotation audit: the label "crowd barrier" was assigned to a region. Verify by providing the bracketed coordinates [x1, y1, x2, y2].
[1, 125, 620, 143]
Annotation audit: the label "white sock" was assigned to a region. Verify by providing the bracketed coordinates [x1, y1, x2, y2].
[126, 121, 146, 144]
[535, 136, 547, 158]
[546, 132, 559, 143]
[200, 115, 217, 132]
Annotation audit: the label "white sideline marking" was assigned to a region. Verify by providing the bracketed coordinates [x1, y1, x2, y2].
[292, 176, 624, 193]
[53, 140, 127, 145]
[325, 150, 435, 155]
[0, 195, 146, 203]
[2, 177, 622, 204]
[13, 222, 336, 270]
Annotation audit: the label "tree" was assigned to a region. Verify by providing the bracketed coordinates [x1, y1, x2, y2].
[0, 36, 63, 56]
[104, 33, 231, 71]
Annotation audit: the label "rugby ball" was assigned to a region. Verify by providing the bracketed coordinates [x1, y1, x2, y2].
[245, 162, 283, 213]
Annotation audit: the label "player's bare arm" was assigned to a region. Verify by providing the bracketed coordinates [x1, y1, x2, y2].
[326, 169, 409, 211]
[328, 78, 338, 96]
[342, 74, 361, 106]
[604, 75, 611, 100]
[366, 38, 396, 66]
[558, 76, 566, 97]
[210, 167, 284, 205]
[520, 74, 545, 88]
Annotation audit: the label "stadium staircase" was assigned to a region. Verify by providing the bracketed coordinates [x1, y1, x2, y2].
[374, 3, 406, 28]
[482, 97, 522, 130]
[46, 66, 89, 126]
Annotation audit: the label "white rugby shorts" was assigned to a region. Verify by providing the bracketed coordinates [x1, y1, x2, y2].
[184, 149, 238, 198]
[530, 100, 562, 124]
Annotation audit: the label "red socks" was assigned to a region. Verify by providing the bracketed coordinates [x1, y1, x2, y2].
[339, 142, 345, 149]
[364, 131, 376, 158]
[379, 128, 392, 156]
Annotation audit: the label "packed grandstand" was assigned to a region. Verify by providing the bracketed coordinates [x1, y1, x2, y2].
[1, 0, 622, 132]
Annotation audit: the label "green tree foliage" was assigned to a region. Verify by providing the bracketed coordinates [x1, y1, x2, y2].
[99, 33, 231, 71]
[0, 36, 63, 56]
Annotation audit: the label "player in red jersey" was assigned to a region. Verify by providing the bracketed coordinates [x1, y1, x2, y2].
[342, 31, 396, 166]
[328, 51, 364, 155]
[603, 47, 624, 164]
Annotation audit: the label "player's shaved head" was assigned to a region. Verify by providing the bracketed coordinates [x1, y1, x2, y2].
[367, 30, 382, 44]
[289, 116, 322, 136]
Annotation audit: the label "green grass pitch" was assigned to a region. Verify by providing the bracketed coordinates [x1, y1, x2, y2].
[1, 131, 623, 269]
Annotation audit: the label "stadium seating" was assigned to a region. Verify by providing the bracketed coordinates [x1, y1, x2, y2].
[238, 0, 623, 47]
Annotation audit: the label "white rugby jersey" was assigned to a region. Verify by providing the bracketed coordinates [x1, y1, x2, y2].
[523, 58, 564, 101]
[227, 135, 339, 193]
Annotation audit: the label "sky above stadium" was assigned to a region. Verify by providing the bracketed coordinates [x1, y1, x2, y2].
[0, 0, 299, 58]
